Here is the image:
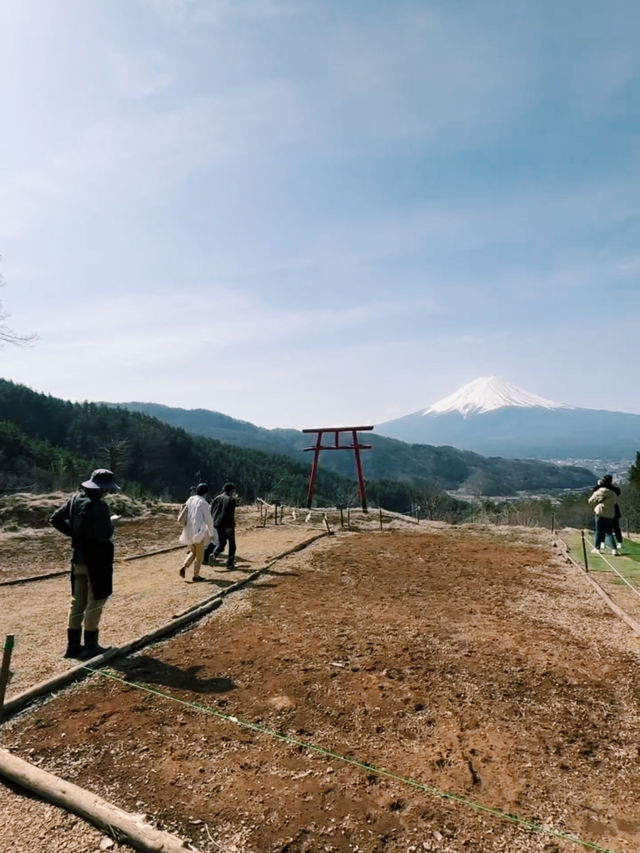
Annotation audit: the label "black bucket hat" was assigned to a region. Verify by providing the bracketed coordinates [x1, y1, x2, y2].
[82, 468, 120, 492]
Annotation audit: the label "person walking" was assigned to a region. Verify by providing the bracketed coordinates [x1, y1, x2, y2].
[177, 482, 214, 581]
[50, 468, 120, 659]
[588, 476, 621, 556]
[211, 482, 237, 569]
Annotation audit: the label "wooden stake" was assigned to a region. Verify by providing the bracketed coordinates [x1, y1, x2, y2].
[0, 635, 15, 719]
[581, 530, 589, 573]
[379, 507, 383, 532]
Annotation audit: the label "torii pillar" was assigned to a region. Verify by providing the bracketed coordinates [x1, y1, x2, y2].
[303, 425, 373, 512]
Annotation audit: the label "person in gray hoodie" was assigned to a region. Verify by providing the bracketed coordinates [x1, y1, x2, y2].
[588, 476, 621, 556]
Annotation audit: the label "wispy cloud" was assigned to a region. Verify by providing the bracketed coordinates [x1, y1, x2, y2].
[1, 0, 639, 425]
[143, 0, 299, 26]
[108, 49, 178, 99]
[0, 79, 304, 236]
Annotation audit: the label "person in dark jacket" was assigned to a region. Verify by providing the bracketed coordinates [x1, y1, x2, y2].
[600, 474, 624, 553]
[210, 482, 237, 569]
[50, 469, 120, 659]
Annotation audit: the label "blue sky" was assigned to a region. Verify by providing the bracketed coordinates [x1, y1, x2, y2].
[1, 0, 639, 429]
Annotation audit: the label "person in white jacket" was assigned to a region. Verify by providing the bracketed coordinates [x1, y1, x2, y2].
[177, 483, 214, 581]
[588, 478, 621, 556]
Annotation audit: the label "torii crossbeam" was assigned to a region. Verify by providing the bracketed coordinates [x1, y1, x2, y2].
[303, 425, 373, 512]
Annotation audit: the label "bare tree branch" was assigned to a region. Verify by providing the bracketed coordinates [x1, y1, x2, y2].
[0, 256, 38, 347]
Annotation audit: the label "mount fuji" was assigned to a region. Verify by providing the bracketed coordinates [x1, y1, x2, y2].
[376, 377, 640, 461]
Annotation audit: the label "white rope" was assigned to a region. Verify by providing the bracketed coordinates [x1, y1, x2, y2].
[592, 547, 640, 602]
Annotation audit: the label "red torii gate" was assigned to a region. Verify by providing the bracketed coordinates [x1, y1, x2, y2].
[303, 425, 373, 512]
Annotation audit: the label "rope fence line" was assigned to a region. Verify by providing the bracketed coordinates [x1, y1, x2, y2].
[555, 535, 640, 639]
[82, 665, 621, 853]
[588, 544, 640, 602]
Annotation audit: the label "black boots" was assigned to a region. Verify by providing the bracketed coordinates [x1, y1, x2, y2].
[82, 630, 110, 659]
[63, 628, 83, 659]
[64, 629, 110, 660]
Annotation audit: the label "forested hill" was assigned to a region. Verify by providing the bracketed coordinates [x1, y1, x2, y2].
[0, 378, 343, 503]
[0, 379, 461, 514]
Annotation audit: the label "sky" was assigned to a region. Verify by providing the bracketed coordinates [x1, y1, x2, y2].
[1, 0, 639, 429]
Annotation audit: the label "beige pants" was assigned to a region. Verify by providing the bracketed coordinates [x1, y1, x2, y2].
[181, 541, 205, 577]
[68, 563, 107, 631]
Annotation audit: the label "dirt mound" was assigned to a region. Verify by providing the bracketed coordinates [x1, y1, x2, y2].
[0, 491, 176, 531]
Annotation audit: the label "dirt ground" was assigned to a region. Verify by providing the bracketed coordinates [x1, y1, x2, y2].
[2, 508, 640, 853]
[0, 505, 324, 697]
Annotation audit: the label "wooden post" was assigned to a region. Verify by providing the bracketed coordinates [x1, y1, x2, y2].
[0, 748, 197, 853]
[351, 428, 368, 513]
[306, 432, 323, 508]
[581, 530, 589, 573]
[336, 504, 345, 529]
[347, 507, 351, 530]
[0, 635, 15, 719]
[551, 512, 555, 534]
[323, 513, 332, 535]
[273, 500, 280, 526]
[379, 507, 383, 532]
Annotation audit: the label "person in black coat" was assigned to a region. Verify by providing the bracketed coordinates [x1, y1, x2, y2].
[591, 474, 624, 553]
[50, 469, 120, 659]
[210, 482, 238, 569]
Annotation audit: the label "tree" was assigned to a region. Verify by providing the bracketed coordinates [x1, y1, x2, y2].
[417, 483, 449, 520]
[0, 257, 37, 347]
[625, 452, 640, 533]
[99, 436, 132, 478]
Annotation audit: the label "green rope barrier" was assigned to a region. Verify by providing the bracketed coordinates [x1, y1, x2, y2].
[84, 666, 620, 853]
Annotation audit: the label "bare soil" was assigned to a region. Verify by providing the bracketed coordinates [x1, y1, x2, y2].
[2, 509, 640, 853]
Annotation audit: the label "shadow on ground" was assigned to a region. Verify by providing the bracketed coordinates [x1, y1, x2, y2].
[112, 654, 236, 694]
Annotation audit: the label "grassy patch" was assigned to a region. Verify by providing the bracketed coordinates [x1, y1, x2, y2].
[560, 530, 640, 585]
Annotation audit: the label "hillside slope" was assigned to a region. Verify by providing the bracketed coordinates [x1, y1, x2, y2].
[106, 400, 595, 495]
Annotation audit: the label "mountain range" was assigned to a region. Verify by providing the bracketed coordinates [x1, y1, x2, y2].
[376, 377, 640, 461]
[0, 376, 599, 504]
[105, 393, 596, 496]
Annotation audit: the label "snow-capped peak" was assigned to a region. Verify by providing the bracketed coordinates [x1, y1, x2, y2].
[423, 376, 571, 417]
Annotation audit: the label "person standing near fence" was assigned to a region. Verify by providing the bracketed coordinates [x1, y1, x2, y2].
[211, 482, 238, 569]
[177, 482, 214, 582]
[50, 468, 120, 659]
[600, 474, 624, 553]
[588, 476, 621, 556]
